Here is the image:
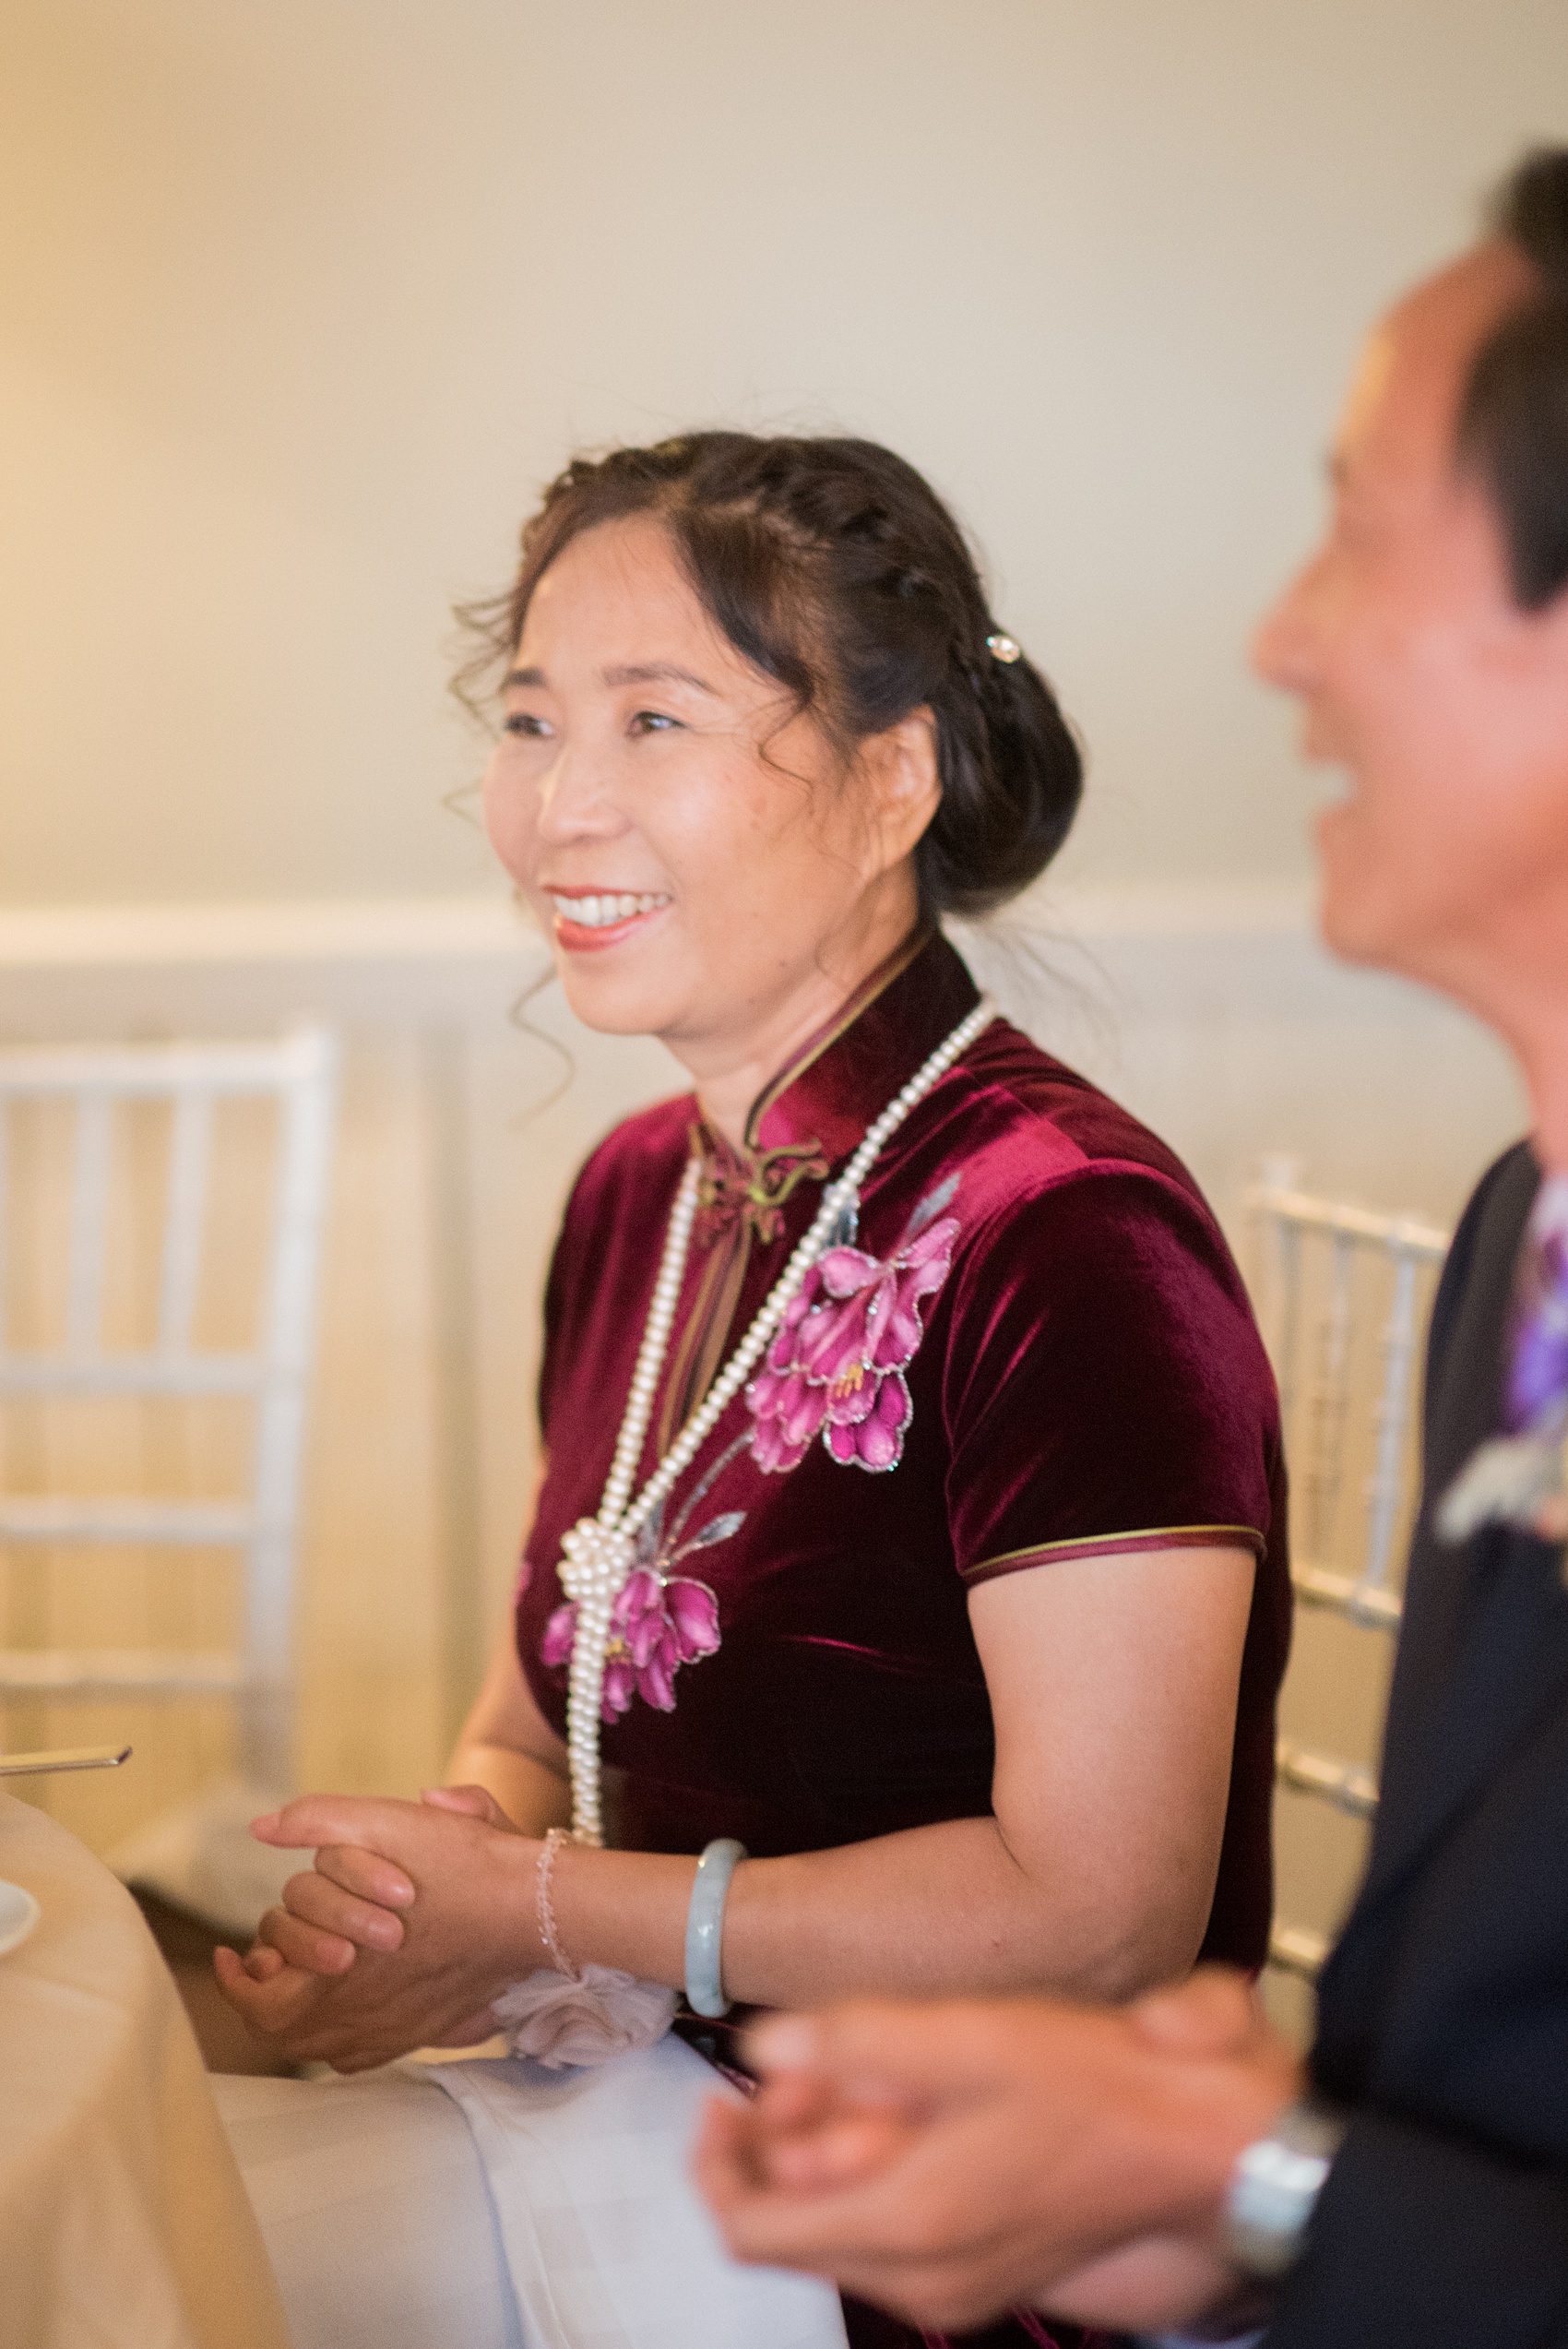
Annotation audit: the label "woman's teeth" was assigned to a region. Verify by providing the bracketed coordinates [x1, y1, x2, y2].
[552, 892, 670, 928]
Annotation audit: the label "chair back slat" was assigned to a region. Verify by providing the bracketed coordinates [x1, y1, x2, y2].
[1301, 1230, 1353, 1559]
[156, 1091, 212, 1355]
[66, 1091, 112, 1355]
[0, 1111, 8, 1349]
[259, 1032, 337, 1380]
[1363, 1242, 1425, 1592]
[1247, 1170, 1452, 1993]
[0, 1028, 339, 1800]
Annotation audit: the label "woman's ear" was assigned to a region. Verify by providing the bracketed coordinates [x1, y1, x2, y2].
[862, 708, 942, 871]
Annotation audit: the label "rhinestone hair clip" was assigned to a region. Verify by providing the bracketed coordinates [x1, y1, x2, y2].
[986, 632, 1022, 663]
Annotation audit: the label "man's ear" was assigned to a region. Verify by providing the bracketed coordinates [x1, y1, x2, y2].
[861, 708, 942, 871]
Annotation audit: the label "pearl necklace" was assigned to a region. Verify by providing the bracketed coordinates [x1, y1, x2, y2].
[558, 996, 997, 1843]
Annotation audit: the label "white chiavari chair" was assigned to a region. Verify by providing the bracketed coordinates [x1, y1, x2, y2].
[1249, 1160, 1451, 1986]
[0, 1028, 337, 1926]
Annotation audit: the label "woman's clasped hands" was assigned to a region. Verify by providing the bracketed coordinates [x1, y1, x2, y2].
[212, 1785, 538, 2070]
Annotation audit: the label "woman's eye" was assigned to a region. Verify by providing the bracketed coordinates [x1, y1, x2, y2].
[629, 709, 680, 735]
[503, 710, 552, 739]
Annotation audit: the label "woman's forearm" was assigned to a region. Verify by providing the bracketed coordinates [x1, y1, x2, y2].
[255, 1798, 1200, 2027]
[546, 1812, 1200, 2009]
[728, 1815, 1205, 2004]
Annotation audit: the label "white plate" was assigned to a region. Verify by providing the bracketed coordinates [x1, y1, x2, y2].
[0, 1880, 41, 1958]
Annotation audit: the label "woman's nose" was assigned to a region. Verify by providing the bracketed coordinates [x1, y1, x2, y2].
[534, 743, 626, 842]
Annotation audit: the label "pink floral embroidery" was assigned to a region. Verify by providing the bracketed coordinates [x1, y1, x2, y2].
[542, 1566, 721, 1723]
[746, 1201, 960, 1474]
[540, 1454, 745, 1723]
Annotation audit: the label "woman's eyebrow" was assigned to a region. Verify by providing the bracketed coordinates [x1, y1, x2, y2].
[601, 661, 716, 694]
[502, 660, 719, 694]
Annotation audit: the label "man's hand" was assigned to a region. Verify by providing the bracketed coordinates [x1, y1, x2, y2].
[693, 1970, 1301, 2334]
[211, 1790, 537, 2069]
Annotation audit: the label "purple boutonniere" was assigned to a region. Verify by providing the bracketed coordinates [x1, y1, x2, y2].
[1438, 1174, 1568, 1561]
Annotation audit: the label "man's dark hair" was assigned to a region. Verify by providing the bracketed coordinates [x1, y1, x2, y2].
[1458, 148, 1568, 607]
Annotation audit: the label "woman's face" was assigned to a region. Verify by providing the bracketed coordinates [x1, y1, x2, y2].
[482, 516, 929, 1066]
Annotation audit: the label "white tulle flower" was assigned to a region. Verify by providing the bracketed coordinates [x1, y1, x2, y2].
[491, 1966, 677, 2069]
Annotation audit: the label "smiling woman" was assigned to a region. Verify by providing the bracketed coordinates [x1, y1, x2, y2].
[472, 434, 1083, 1136]
[208, 433, 1291, 2349]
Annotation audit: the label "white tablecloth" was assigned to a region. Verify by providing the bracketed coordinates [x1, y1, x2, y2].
[0, 1792, 291, 2349]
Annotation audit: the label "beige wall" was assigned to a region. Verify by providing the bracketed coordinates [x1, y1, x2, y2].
[4, 0, 1567, 905]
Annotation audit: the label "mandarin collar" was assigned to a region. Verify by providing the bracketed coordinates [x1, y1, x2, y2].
[740, 929, 981, 1168]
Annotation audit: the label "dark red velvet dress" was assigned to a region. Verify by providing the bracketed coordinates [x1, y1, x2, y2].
[516, 931, 1291, 2349]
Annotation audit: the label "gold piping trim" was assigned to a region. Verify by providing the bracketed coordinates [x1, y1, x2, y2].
[965, 1523, 1265, 1580]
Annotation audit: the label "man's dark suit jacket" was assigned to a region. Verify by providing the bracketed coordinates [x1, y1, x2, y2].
[1266, 1141, 1568, 2347]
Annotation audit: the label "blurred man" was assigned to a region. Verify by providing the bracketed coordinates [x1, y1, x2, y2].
[696, 148, 1568, 2349]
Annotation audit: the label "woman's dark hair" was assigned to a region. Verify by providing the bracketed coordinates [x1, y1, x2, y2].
[461, 433, 1083, 920]
[1458, 147, 1568, 609]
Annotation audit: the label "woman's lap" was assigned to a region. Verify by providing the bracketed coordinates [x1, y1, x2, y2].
[212, 2066, 523, 2349]
[423, 2040, 848, 2347]
[214, 2040, 847, 2349]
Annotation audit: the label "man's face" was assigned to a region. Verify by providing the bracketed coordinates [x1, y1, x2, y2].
[1253, 243, 1568, 1012]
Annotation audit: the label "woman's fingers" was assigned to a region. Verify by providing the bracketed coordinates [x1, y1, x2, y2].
[279, 1866, 408, 1953]
[214, 1945, 326, 2039]
[421, 1783, 514, 1828]
[250, 1793, 427, 1854]
[255, 1899, 359, 1975]
[307, 1843, 416, 1916]
[213, 1941, 433, 2071]
[251, 1789, 519, 1886]
[215, 1944, 258, 2001]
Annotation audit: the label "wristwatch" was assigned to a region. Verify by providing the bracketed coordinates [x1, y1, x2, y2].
[1220, 2096, 1346, 2279]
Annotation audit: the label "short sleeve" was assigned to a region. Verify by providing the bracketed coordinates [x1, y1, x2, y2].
[943, 1165, 1279, 1584]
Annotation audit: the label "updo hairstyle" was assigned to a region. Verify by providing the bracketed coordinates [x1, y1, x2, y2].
[465, 433, 1083, 920]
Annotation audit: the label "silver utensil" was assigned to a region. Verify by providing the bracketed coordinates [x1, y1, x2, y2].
[0, 1744, 132, 1777]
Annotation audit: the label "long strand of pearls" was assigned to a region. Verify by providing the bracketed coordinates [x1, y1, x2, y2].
[559, 995, 996, 1842]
